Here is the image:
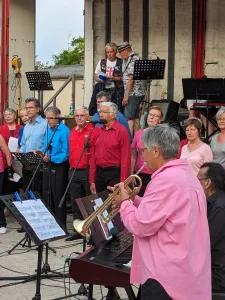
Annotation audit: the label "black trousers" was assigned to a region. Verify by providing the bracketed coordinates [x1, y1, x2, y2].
[42, 161, 68, 228]
[141, 279, 171, 300]
[138, 173, 151, 197]
[95, 166, 120, 193]
[0, 172, 5, 227]
[69, 168, 90, 219]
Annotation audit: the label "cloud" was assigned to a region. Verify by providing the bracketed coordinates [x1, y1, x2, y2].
[36, 0, 84, 64]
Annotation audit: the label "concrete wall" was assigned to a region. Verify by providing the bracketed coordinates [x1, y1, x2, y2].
[8, 0, 35, 109]
[85, 0, 225, 104]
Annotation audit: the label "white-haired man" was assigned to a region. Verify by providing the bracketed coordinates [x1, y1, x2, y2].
[89, 102, 130, 194]
[113, 124, 211, 300]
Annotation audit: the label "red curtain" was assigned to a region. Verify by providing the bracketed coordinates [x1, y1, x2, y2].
[193, 0, 206, 79]
[1, 0, 10, 117]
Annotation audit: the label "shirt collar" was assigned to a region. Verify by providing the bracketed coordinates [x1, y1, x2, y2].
[102, 120, 117, 130]
[74, 123, 90, 132]
[151, 159, 188, 179]
[30, 115, 43, 124]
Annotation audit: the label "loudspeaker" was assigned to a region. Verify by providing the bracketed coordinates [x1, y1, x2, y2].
[150, 100, 180, 123]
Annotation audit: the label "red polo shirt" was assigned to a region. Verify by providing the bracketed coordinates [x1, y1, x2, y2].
[69, 123, 93, 169]
[89, 120, 131, 183]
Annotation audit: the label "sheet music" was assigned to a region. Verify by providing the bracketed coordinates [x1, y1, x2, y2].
[8, 137, 18, 152]
[14, 199, 65, 241]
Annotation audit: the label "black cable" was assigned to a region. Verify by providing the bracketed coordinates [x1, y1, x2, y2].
[0, 264, 31, 276]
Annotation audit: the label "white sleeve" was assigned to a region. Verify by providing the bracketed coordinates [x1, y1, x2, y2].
[94, 60, 101, 75]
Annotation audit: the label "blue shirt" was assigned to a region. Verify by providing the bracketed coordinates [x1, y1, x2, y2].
[20, 115, 47, 153]
[18, 126, 24, 148]
[44, 122, 70, 164]
[92, 111, 131, 139]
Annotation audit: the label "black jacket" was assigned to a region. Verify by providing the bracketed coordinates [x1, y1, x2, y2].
[207, 190, 225, 292]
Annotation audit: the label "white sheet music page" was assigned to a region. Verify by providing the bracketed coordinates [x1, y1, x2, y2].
[14, 199, 65, 241]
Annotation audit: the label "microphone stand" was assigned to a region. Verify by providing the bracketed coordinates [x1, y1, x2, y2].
[58, 124, 96, 299]
[25, 123, 60, 193]
[58, 125, 95, 209]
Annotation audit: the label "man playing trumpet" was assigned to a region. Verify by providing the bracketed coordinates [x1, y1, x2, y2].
[112, 124, 211, 300]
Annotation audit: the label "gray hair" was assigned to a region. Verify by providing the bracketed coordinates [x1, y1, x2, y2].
[142, 124, 179, 159]
[74, 106, 89, 115]
[216, 107, 225, 120]
[45, 106, 61, 115]
[96, 90, 111, 101]
[4, 108, 16, 115]
[99, 102, 118, 114]
[105, 42, 117, 53]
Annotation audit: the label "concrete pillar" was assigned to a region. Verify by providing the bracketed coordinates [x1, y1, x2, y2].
[84, 0, 94, 107]
[174, 0, 192, 100]
[149, 0, 169, 100]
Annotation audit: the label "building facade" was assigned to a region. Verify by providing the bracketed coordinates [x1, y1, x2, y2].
[84, 0, 225, 106]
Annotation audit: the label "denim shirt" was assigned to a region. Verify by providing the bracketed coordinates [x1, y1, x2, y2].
[44, 122, 70, 164]
[20, 115, 47, 153]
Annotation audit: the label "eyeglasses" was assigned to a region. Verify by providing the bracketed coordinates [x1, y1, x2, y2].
[99, 110, 111, 114]
[75, 114, 86, 118]
[217, 118, 225, 122]
[26, 106, 36, 110]
[148, 113, 161, 119]
[139, 147, 147, 154]
[197, 177, 209, 181]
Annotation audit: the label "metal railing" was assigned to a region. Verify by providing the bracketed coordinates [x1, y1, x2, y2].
[43, 75, 76, 111]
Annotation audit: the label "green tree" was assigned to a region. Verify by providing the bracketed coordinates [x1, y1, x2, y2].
[53, 36, 84, 65]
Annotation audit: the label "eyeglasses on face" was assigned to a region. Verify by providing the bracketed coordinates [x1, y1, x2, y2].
[75, 114, 86, 118]
[197, 177, 209, 181]
[148, 113, 161, 119]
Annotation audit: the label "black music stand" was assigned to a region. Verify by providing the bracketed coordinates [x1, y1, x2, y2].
[14, 152, 43, 172]
[0, 193, 66, 300]
[133, 59, 166, 81]
[26, 71, 54, 108]
[182, 78, 225, 139]
[182, 78, 225, 101]
[133, 59, 166, 126]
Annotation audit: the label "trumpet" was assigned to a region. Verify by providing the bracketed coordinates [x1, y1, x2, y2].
[73, 166, 144, 237]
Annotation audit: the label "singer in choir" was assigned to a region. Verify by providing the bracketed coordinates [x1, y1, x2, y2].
[131, 106, 163, 196]
[69, 106, 92, 222]
[89, 102, 131, 194]
[42, 106, 70, 228]
[20, 98, 47, 193]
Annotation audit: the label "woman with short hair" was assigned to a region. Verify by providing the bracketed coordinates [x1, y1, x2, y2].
[131, 106, 163, 196]
[0, 108, 21, 144]
[210, 107, 225, 169]
[181, 117, 213, 175]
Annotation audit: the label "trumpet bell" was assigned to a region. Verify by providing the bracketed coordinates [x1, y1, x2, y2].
[73, 219, 90, 237]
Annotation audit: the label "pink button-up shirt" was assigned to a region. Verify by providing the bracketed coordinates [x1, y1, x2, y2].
[120, 159, 211, 300]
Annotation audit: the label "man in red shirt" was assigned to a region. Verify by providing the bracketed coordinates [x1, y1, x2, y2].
[69, 106, 92, 220]
[90, 102, 131, 194]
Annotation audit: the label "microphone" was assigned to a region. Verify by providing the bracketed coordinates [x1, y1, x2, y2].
[87, 119, 107, 125]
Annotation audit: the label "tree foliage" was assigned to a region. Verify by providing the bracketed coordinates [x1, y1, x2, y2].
[53, 36, 84, 65]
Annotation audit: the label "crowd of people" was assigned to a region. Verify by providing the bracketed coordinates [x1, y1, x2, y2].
[0, 41, 225, 299]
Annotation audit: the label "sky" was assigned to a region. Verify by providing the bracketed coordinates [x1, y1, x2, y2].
[36, 0, 84, 65]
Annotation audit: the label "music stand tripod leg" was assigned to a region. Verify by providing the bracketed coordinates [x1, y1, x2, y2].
[32, 244, 43, 300]
[41, 243, 56, 274]
[8, 235, 27, 254]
